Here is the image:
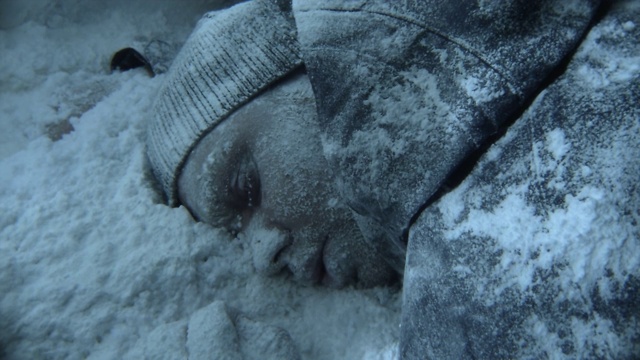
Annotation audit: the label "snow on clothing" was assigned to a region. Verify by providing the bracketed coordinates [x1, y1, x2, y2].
[146, 0, 639, 358]
[401, 3, 640, 358]
[293, 0, 602, 274]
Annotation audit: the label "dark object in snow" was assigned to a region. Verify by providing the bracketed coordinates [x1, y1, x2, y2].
[110, 47, 154, 77]
[46, 118, 74, 141]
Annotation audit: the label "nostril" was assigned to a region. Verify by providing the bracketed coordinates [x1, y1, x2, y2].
[246, 226, 292, 276]
[272, 243, 287, 265]
[272, 228, 293, 262]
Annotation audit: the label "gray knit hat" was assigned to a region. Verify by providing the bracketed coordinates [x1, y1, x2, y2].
[147, 0, 302, 205]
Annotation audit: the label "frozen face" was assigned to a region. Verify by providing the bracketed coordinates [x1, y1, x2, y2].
[177, 73, 398, 288]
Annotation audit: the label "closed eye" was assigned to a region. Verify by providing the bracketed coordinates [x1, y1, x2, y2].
[228, 153, 261, 211]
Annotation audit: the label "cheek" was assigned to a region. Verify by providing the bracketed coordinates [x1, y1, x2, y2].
[256, 155, 335, 227]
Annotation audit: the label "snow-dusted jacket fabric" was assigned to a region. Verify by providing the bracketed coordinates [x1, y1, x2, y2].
[292, 0, 601, 273]
[147, 0, 301, 205]
[401, 4, 639, 359]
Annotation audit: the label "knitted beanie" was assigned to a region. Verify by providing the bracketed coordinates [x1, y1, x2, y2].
[147, 0, 302, 205]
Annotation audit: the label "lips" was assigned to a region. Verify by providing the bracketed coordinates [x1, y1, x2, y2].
[312, 254, 328, 285]
[294, 235, 340, 287]
[266, 227, 360, 288]
[307, 237, 329, 285]
[315, 238, 350, 288]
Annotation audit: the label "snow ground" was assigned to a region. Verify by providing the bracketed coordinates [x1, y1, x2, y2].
[0, 1, 401, 359]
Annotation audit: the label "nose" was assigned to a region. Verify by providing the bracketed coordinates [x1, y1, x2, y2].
[245, 224, 291, 276]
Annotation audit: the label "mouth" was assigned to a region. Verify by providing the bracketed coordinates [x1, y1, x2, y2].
[286, 234, 352, 288]
[310, 237, 329, 285]
[312, 237, 351, 288]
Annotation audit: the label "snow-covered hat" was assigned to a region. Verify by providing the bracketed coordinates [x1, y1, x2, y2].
[147, 0, 302, 205]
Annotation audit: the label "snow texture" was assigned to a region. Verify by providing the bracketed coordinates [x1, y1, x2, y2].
[402, 2, 639, 358]
[0, 1, 400, 359]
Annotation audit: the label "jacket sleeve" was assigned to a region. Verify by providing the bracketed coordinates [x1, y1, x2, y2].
[292, 0, 602, 274]
[402, 3, 640, 358]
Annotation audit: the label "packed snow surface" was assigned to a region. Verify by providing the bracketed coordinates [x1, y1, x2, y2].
[0, 1, 401, 359]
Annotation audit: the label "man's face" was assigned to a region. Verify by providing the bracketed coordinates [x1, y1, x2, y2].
[177, 73, 397, 288]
